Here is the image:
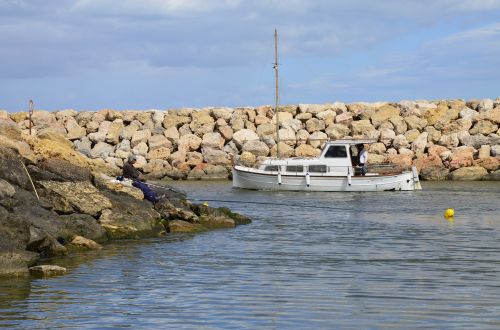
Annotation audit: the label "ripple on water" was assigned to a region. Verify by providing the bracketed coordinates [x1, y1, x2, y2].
[1, 181, 500, 329]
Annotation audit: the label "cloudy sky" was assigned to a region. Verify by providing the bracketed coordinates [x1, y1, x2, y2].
[1, 0, 499, 111]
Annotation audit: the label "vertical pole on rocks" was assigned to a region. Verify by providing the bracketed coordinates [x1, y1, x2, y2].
[274, 29, 280, 159]
[28, 99, 34, 135]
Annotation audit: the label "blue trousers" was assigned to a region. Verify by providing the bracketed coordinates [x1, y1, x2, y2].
[132, 180, 158, 203]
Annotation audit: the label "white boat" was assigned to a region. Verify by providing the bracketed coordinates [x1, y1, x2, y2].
[232, 139, 422, 192]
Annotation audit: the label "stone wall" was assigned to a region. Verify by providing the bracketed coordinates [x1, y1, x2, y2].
[2, 98, 500, 180]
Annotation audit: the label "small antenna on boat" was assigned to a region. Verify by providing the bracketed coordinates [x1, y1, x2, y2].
[274, 28, 280, 158]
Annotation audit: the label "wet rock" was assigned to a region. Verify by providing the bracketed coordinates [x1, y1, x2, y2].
[58, 213, 108, 243]
[0, 251, 39, 276]
[0, 179, 16, 199]
[420, 166, 450, 181]
[70, 236, 102, 250]
[483, 169, 500, 180]
[29, 265, 67, 277]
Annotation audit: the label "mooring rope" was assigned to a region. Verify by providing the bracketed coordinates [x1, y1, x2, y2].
[19, 159, 40, 200]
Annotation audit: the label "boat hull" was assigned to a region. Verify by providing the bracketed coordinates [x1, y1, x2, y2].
[232, 166, 421, 192]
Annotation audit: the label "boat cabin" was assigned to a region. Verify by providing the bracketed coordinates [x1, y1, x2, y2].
[258, 139, 376, 176]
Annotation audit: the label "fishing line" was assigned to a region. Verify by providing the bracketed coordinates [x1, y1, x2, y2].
[187, 198, 383, 213]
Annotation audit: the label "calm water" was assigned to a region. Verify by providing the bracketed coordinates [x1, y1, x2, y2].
[1, 181, 500, 329]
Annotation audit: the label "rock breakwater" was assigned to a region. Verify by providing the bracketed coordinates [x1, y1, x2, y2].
[2, 98, 500, 180]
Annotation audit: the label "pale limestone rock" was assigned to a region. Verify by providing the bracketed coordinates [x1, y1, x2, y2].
[331, 101, 347, 113]
[164, 126, 180, 144]
[295, 144, 320, 158]
[370, 105, 400, 127]
[186, 151, 204, 166]
[298, 104, 327, 115]
[404, 115, 428, 130]
[335, 112, 353, 124]
[178, 134, 202, 151]
[148, 134, 172, 150]
[133, 155, 147, 169]
[163, 113, 191, 128]
[216, 118, 227, 127]
[254, 114, 270, 125]
[424, 103, 460, 129]
[278, 127, 296, 146]
[449, 166, 487, 180]
[460, 107, 479, 121]
[405, 129, 420, 143]
[491, 145, 500, 157]
[115, 149, 130, 159]
[257, 123, 276, 138]
[379, 121, 394, 130]
[425, 126, 442, 143]
[117, 139, 131, 152]
[237, 151, 256, 167]
[230, 116, 245, 131]
[478, 145, 491, 159]
[232, 129, 259, 149]
[469, 120, 498, 135]
[147, 146, 171, 160]
[168, 149, 187, 166]
[306, 118, 326, 133]
[106, 120, 124, 145]
[393, 135, 409, 149]
[71, 236, 102, 250]
[398, 100, 419, 116]
[380, 128, 396, 147]
[351, 120, 375, 136]
[132, 142, 149, 157]
[244, 120, 256, 132]
[152, 110, 165, 127]
[178, 124, 192, 136]
[88, 131, 106, 143]
[367, 142, 386, 155]
[64, 117, 86, 141]
[399, 147, 414, 156]
[296, 129, 310, 145]
[245, 108, 256, 122]
[90, 142, 114, 159]
[121, 121, 141, 140]
[282, 118, 302, 132]
[242, 140, 270, 157]
[442, 118, 473, 134]
[316, 110, 336, 126]
[479, 107, 500, 124]
[271, 111, 293, 124]
[296, 113, 313, 121]
[131, 129, 151, 148]
[202, 148, 232, 165]
[390, 116, 407, 135]
[135, 111, 152, 124]
[438, 133, 459, 148]
[211, 107, 233, 121]
[74, 137, 92, 157]
[411, 132, 428, 154]
[367, 154, 386, 164]
[218, 125, 233, 141]
[202, 132, 224, 150]
[271, 142, 294, 157]
[309, 131, 328, 148]
[478, 99, 494, 112]
[32, 110, 56, 126]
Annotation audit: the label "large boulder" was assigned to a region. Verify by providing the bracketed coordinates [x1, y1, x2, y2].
[370, 105, 400, 127]
[202, 132, 225, 150]
[449, 166, 488, 181]
[98, 193, 164, 239]
[38, 181, 112, 216]
[242, 140, 270, 157]
[232, 129, 259, 149]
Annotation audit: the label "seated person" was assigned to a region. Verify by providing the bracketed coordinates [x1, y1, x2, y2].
[122, 155, 159, 203]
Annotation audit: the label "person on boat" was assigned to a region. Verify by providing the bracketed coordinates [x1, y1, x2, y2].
[122, 155, 159, 203]
[357, 144, 368, 176]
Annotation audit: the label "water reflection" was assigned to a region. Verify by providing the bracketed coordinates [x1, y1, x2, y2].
[0, 181, 499, 329]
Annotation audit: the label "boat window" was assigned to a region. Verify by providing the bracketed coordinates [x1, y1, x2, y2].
[309, 165, 327, 173]
[324, 146, 347, 158]
[264, 165, 279, 171]
[286, 165, 304, 173]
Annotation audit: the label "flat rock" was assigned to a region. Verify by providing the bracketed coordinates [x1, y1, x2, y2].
[29, 265, 67, 277]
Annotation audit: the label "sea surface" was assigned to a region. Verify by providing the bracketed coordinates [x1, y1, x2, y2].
[1, 181, 500, 329]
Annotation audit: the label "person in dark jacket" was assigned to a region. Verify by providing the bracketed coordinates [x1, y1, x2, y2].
[122, 155, 158, 203]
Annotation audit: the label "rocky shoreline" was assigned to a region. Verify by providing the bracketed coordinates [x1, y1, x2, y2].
[0, 122, 251, 277]
[2, 98, 499, 181]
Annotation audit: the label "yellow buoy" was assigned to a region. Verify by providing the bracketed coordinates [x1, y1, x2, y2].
[444, 208, 455, 218]
[203, 202, 209, 207]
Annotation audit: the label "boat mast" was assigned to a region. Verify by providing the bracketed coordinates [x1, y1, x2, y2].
[274, 29, 280, 159]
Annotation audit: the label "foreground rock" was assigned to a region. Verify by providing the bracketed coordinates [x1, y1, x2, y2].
[0, 127, 251, 277]
[29, 265, 67, 277]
